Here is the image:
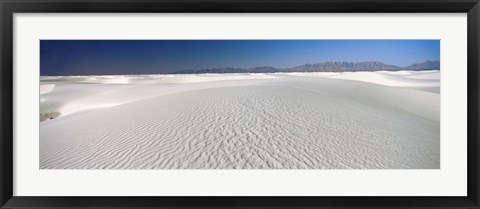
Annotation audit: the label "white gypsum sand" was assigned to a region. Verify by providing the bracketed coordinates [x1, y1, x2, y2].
[39, 71, 440, 169]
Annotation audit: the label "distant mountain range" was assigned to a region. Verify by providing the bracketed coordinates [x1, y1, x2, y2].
[173, 60, 440, 74]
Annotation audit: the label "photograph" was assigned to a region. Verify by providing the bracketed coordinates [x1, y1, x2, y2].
[39, 40, 440, 169]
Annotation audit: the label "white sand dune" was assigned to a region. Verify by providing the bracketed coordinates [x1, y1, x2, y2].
[40, 84, 55, 95]
[286, 70, 440, 88]
[330, 71, 439, 87]
[40, 71, 440, 169]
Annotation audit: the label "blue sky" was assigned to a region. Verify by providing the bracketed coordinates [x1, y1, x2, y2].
[40, 40, 440, 75]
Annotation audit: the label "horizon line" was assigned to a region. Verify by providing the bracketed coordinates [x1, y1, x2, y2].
[40, 60, 440, 76]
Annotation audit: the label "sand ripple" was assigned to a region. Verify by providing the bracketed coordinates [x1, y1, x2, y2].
[40, 75, 439, 169]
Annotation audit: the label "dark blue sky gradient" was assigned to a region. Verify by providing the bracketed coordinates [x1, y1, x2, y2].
[40, 40, 440, 75]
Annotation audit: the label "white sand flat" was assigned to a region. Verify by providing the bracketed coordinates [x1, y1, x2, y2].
[40, 71, 440, 169]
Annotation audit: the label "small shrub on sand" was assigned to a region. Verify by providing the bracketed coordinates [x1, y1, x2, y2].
[40, 111, 61, 122]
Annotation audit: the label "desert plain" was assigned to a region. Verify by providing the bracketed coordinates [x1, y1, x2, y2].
[40, 70, 440, 169]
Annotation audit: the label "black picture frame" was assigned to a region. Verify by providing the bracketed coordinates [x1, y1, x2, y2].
[1, 0, 479, 208]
